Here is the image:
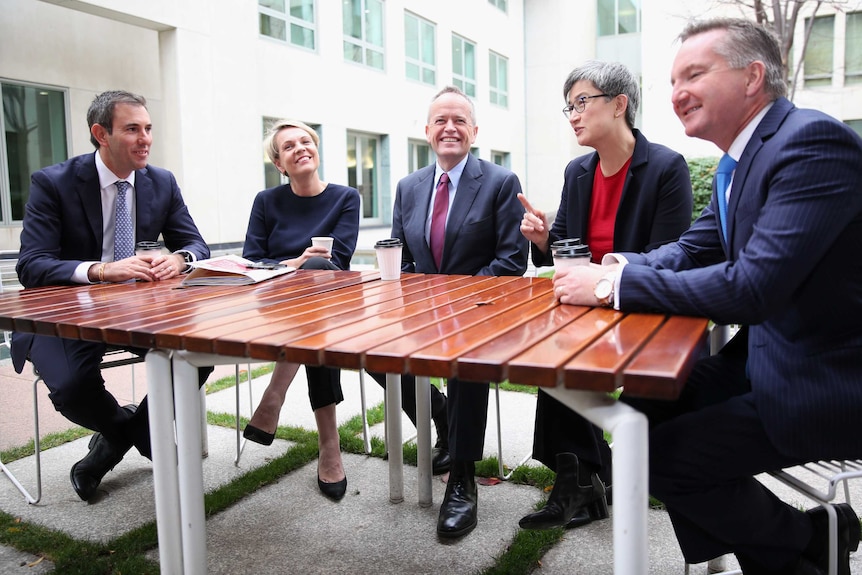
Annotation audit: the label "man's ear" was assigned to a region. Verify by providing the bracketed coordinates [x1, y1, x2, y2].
[91, 123, 110, 148]
[745, 60, 767, 97]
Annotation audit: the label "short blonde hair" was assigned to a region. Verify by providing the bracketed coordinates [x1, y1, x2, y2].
[263, 119, 320, 164]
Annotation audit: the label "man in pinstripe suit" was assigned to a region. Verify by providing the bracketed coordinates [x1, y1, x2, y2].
[552, 18, 862, 575]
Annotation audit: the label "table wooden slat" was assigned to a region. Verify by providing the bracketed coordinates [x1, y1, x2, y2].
[621, 315, 709, 399]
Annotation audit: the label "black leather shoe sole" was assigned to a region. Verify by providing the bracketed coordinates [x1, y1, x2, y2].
[243, 424, 275, 446]
[437, 515, 478, 539]
[432, 447, 451, 475]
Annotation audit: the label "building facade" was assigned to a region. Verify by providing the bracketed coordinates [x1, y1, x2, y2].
[1, 0, 860, 253]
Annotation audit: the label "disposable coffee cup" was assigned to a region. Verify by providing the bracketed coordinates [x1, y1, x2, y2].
[135, 241, 162, 257]
[550, 238, 582, 257]
[374, 238, 403, 280]
[553, 244, 591, 270]
[311, 236, 334, 252]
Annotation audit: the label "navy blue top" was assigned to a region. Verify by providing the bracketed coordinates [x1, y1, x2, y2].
[242, 183, 360, 270]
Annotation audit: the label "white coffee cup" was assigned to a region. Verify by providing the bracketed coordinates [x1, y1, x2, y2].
[553, 245, 591, 270]
[311, 236, 334, 252]
[375, 238, 403, 280]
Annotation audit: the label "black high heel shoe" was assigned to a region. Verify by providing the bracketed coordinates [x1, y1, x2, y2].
[317, 473, 347, 501]
[519, 453, 609, 531]
[243, 424, 275, 446]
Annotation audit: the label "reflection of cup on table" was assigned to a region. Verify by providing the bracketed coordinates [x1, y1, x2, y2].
[135, 241, 162, 257]
[311, 236, 334, 253]
[550, 238, 582, 258]
[374, 238, 403, 280]
[553, 244, 591, 270]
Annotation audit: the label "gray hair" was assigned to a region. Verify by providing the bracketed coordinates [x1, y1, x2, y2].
[679, 18, 787, 99]
[428, 85, 477, 125]
[87, 90, 148, 149]
[562, 61, 640, 129]
[263, 119, 320, 165]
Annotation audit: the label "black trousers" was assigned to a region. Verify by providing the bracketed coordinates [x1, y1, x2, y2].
[26, 334, 212, 460]
[368, 373, 488, 460]
[563, 335, 813, 569]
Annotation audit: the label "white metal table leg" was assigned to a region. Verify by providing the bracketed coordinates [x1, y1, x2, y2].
[145, 350, 183, 575]
[415, 375, 432, 507]
[386, 373, 403, 503]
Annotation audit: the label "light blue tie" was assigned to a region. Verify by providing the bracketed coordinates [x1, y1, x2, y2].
[715, 154, 737, 240]
[113, 180, 134, 261]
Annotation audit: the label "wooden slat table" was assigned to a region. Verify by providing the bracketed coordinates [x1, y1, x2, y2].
[0, 270, 709, 575]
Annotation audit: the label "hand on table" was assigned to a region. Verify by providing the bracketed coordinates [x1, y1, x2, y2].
[553, 263, 617, 306]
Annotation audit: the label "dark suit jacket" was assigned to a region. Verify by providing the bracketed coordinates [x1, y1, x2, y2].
[11, 152, 209, 371]
[392, 154, 527, 276]
[533, 129, 693, 267]
[619, 98, 862, 460]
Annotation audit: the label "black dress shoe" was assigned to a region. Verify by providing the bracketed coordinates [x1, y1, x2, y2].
[437, 461, 478, 539]
[804, 503, 861, 575]
[317, 474, 347, 501]
[243, 424, 275, 446]
[519, 453, 608, 531]
[70, 433, 128, 502]
[432, 443, 451, 475]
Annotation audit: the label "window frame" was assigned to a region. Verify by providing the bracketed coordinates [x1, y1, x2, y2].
[347, 130, 383, 225]
[343, 0, 386, 71]
[258, 0, 317, 51]
[804, 14, 835, 87]
[489, 51, 509, 108]
[404, 11, 436, 86]
[452, 34, 477, 98]
[845, 11, 862, 86]
[0, 80, 70, 225]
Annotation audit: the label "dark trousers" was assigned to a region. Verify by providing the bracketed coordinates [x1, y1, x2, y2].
[26, 335, 212, 460]
[564, 337, 812, 569]
[368, 373, 487, 460]
[299, 256, 343, 410]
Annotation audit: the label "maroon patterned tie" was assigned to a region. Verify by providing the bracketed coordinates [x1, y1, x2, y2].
[430, 173, 449, 270]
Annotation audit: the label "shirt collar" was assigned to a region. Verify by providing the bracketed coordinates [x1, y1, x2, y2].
[726, 102, 774, 162]
[94, 151, 136, 190]
[435, 155, 469, 190]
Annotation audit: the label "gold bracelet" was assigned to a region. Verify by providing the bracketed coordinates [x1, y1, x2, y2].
[98, 263, 106, 282]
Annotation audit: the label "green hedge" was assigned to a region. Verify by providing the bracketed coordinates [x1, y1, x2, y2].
[688, 157, 718, 223]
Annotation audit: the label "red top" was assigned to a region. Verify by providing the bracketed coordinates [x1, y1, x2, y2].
[587, 156, 632, 262]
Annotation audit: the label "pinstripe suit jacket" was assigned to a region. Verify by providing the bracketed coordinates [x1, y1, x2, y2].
[618, 98, 862, 460]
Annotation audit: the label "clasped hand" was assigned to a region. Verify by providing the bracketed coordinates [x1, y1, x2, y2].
[101, 253, 187, 283]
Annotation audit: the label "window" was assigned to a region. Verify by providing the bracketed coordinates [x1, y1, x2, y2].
[597, 0, 640, 37]
[452, 35, 477, 98]
[846, 119, 862, 139]
[404, 12, 436, 85]
[1, 82, 68, 224]
[343, 0, 385, 70]
[408, 139, 433, 173]
[846, 12, 862, 85]
[347, 131, 381, 223]
[259, 0, 316, 50]
[804, 14, 834, 87]
[488, 0, 507, 12]
[489, 51, 509, 108]
[491, 150, 510, 168]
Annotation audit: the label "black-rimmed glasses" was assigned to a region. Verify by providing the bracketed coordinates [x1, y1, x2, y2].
[562, 94, 611, 117]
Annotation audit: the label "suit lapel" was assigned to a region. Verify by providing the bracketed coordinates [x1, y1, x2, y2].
[445, 155, 481, 257]
[727, 98, 792, 247]
[134, 167, 153, 240]
[75, 156, 104, 248]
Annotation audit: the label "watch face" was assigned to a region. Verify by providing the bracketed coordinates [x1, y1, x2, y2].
[595, 279, 612, 299]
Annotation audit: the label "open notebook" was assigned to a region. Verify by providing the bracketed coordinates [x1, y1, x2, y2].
[181, 254, 295, 286]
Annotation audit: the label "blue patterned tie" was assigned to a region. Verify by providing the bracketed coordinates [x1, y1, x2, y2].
[113, 180, 134, 261]
[715, 154, 737, 240]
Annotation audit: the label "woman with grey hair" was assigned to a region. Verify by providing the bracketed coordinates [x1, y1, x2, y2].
[518, 60, 693, 530]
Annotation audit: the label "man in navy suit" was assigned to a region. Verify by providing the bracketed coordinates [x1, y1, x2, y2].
[11, 90, 211, 502]
[555, 19, 862, 574]
[371, 86, 527, 538]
